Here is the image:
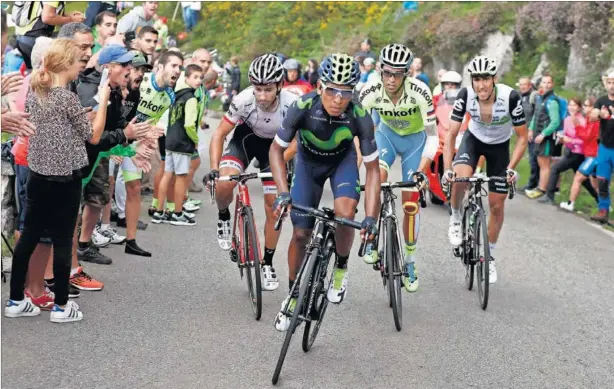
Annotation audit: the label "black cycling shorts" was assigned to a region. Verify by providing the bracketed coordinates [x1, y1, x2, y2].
[453, 131, 510, 194]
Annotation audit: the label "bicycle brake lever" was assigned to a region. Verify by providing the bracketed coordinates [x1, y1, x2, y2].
[274, 206, 286, 231]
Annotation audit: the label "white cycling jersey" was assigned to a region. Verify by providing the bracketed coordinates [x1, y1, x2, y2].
[223, 87, 298, 139]
[450, 84, 526, 144]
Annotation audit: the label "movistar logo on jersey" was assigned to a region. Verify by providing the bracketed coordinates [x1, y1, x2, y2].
[375, 107, 419, 117]
[299, 126, 353, 151]
[297, 97, 313, 109]
[353, 104, 367, 118]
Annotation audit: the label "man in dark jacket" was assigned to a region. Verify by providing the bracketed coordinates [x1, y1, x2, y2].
[76, 45, 150, 265]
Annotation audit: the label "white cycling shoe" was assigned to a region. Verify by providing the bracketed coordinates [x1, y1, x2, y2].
[217, 219, 232, 251]
[261, 265, 279, 291]
[448, 218, 462, 246]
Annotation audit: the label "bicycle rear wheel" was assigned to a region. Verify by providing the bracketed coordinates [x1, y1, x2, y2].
[242, 207, 262, 320]
[385, 217, 403, 331]
[462, 206, 475, 291]
[272, 247, 319, 385]
[302, 240, 332, 352]
[474, 209, 490, 310]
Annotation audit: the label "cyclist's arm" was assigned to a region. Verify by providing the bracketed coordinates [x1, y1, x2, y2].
[354, 137, 362, 167]
[444, 87, 468, 170]
[283, 135, 297, 162]
[271, 100, 302, 193]
[355, 106, 381, 219]
[416, 87, 438, 173]
[508, 90, 528, 170]
[209, 118, 234, 170]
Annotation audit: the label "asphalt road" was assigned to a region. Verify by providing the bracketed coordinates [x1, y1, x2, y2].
[2, 116, 614, 389]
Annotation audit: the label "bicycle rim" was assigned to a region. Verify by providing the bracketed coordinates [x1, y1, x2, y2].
[243, 207, 262, 320]
[272, 247, 319, 385]
[475, 210, 490, 310]
[302, 242, 332, 352]
[386, 218, 403, 331]
[462, 206, 474, 291]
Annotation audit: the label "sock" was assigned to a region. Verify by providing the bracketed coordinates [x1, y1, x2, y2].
[263, 247, 275, 266]
[451, 208, 462, 222]
[489, 242, 496, 252]
[78, 241, 89, 250]
[151, 198, 159, 208]
[167, 202, 175, 212]
[335, 254, 349, 269]
[289, 277, 296, 295]
[45, 277, 55, 284]
[126, 239, 136, 245]
[404, 244, 416, 264]
[219, 208, 230, 221]
[174, 211, 183, 217]
[569, 200, 575, 207]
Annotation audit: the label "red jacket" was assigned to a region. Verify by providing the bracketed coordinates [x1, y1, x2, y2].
[576, 119, 600, 157]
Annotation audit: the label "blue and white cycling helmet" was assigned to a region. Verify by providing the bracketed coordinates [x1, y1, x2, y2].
[318, 53, 360, 87]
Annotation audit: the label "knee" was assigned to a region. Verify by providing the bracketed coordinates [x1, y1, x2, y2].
[335, 207, 356, 220]
[293, 229, 311, 245]
[125, 181, 140, 196]
[490, 200, 505, 216]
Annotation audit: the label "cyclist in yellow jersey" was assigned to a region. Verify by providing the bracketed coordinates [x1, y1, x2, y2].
[359, 44, 439, 293]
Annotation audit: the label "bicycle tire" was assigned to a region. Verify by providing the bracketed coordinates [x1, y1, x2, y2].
[462, 206, 475, 291]
[386, 217, 403, 331]
[272, 247, 320, 385]
[243, 207, 262, 320]
[302, 239, 332, 352]
[474, 209, 490, 310]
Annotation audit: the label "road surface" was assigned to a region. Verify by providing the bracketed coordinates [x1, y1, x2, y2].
[2, 116, 613, 389]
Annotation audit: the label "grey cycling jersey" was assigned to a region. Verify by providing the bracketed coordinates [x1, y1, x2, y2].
[450, 84, 526, 144]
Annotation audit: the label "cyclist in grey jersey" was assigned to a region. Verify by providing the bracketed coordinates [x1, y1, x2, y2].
[442, 56, 529, 284]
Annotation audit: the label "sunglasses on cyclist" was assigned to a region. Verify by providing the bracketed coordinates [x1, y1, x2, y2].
[381, 69, 406, 79]
[320, 83, 354, 99]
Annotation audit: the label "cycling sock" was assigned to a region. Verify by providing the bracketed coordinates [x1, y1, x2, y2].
[451, 208, 462, 222]
[78, 241, 89, 250]
[489, 242, 496, 252]
[404, 244, 416, 263]
[151, 198, 159, 209]
[263, 247, 275, 266]
[289, 278, 298, 296]
[335, 254, 349, 269]
[218, 208, 230, 221]
[167, 202, 175, 212]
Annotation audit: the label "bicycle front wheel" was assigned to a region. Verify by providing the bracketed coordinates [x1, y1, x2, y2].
[474, 209, 490, 310]
[272, 247, 320, 385]
[302, 241, 331, 352]
[462, 206, 475, 291]
[242, 207, 262, 320]
[385, 217, 403, 331]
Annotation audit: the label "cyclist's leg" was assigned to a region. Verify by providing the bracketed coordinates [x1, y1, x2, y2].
[484, 139, 511, 283]
[374, 121, 399, 183]
[398, 130, 427, 292]
[328, 149, 360, 303]
[448, 131, 479, 245]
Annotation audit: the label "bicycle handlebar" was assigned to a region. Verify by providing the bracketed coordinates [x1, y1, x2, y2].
[208, 172, 275, 203]
[274, 203, 369, 257]
[449, 175, 516, 200]
[359, 179, 427, 208]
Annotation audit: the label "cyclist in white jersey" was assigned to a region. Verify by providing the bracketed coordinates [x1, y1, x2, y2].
[442, 56, 529, 283]
[206, 54, 298, 291]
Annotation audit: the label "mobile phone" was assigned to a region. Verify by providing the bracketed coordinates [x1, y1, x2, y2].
[100, 68, 109, 86]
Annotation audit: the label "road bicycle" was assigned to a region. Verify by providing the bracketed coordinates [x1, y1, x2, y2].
[449, 174, 515, 310]
[210, 172, 273, 320]
[359, 178, 426, 331]
[271, 203, 369, 385]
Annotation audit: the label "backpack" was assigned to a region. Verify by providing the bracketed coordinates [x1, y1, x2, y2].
[11, 1, 42, 28]
[543, 94, 568, 133]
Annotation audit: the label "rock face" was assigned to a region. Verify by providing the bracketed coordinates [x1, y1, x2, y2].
[461, 32, 515, 85]
[532, 53, 550, 85]
[565, 45, 588, 90]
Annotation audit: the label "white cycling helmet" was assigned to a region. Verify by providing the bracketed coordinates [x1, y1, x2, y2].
[248, 54, 284, 85]
[467, 56, 498, 76]
[441, 71, 462, 84]
[379, 43, 414, 71]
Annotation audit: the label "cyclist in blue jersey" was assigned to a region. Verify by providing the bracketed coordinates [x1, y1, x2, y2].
[269, 53, 380, 331]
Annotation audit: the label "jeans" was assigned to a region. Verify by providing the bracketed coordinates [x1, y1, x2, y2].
[10, 171, 82, 306]
[182, 7, 198, 31]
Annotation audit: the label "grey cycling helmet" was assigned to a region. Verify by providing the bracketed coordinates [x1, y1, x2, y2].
[248, 54, 284, 85]
[379, 43, 414, 70]
[467, 56, 498, 76]
[283, 58, 300, 71]
[318, 53, 360, 86]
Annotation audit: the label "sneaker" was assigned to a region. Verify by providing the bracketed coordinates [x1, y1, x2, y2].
[148, 206, 157, 217]
[362, 243, 379, 264]
[50, 300, 83, 323]
[2, 256, 12, 273]
[261, 265, 279, 291]
[70, 267, 104, 291]
[448, 218, 462, 246]
[4, 297, 41, 318]
[183, 210, 196, 219]
[538, 196, 555, 205]
[91, 229, 111, 248]
[189, 181, 204, 193]
[326, 267, 348, 304]
[46, 280, 80, 298]
[171, 212, 197, 226]
[403, 262, 419, 292]
[77, 244, 113, 265]
[590, 209, 609, 224]
[151, 210, 172, 224]
[274, 296, 297, 332]
[97, 225, 126, 245]
[489, 258, 497, 284]
[217, 219, 232, 250]
[25, 288, 55, 310]
[526, 188, 545, 199]
[186, 196, 202, 206]
[559, 201, 574, 212]
[183, 201, 200, 212]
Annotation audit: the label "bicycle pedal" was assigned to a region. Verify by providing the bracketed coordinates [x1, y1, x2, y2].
[229, 249, 238, 263]
[452, 247, 462, 257]
[372, 263, 380, 271]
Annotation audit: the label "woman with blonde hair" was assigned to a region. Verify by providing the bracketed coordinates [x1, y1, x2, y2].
[5, 38, 110, 323]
